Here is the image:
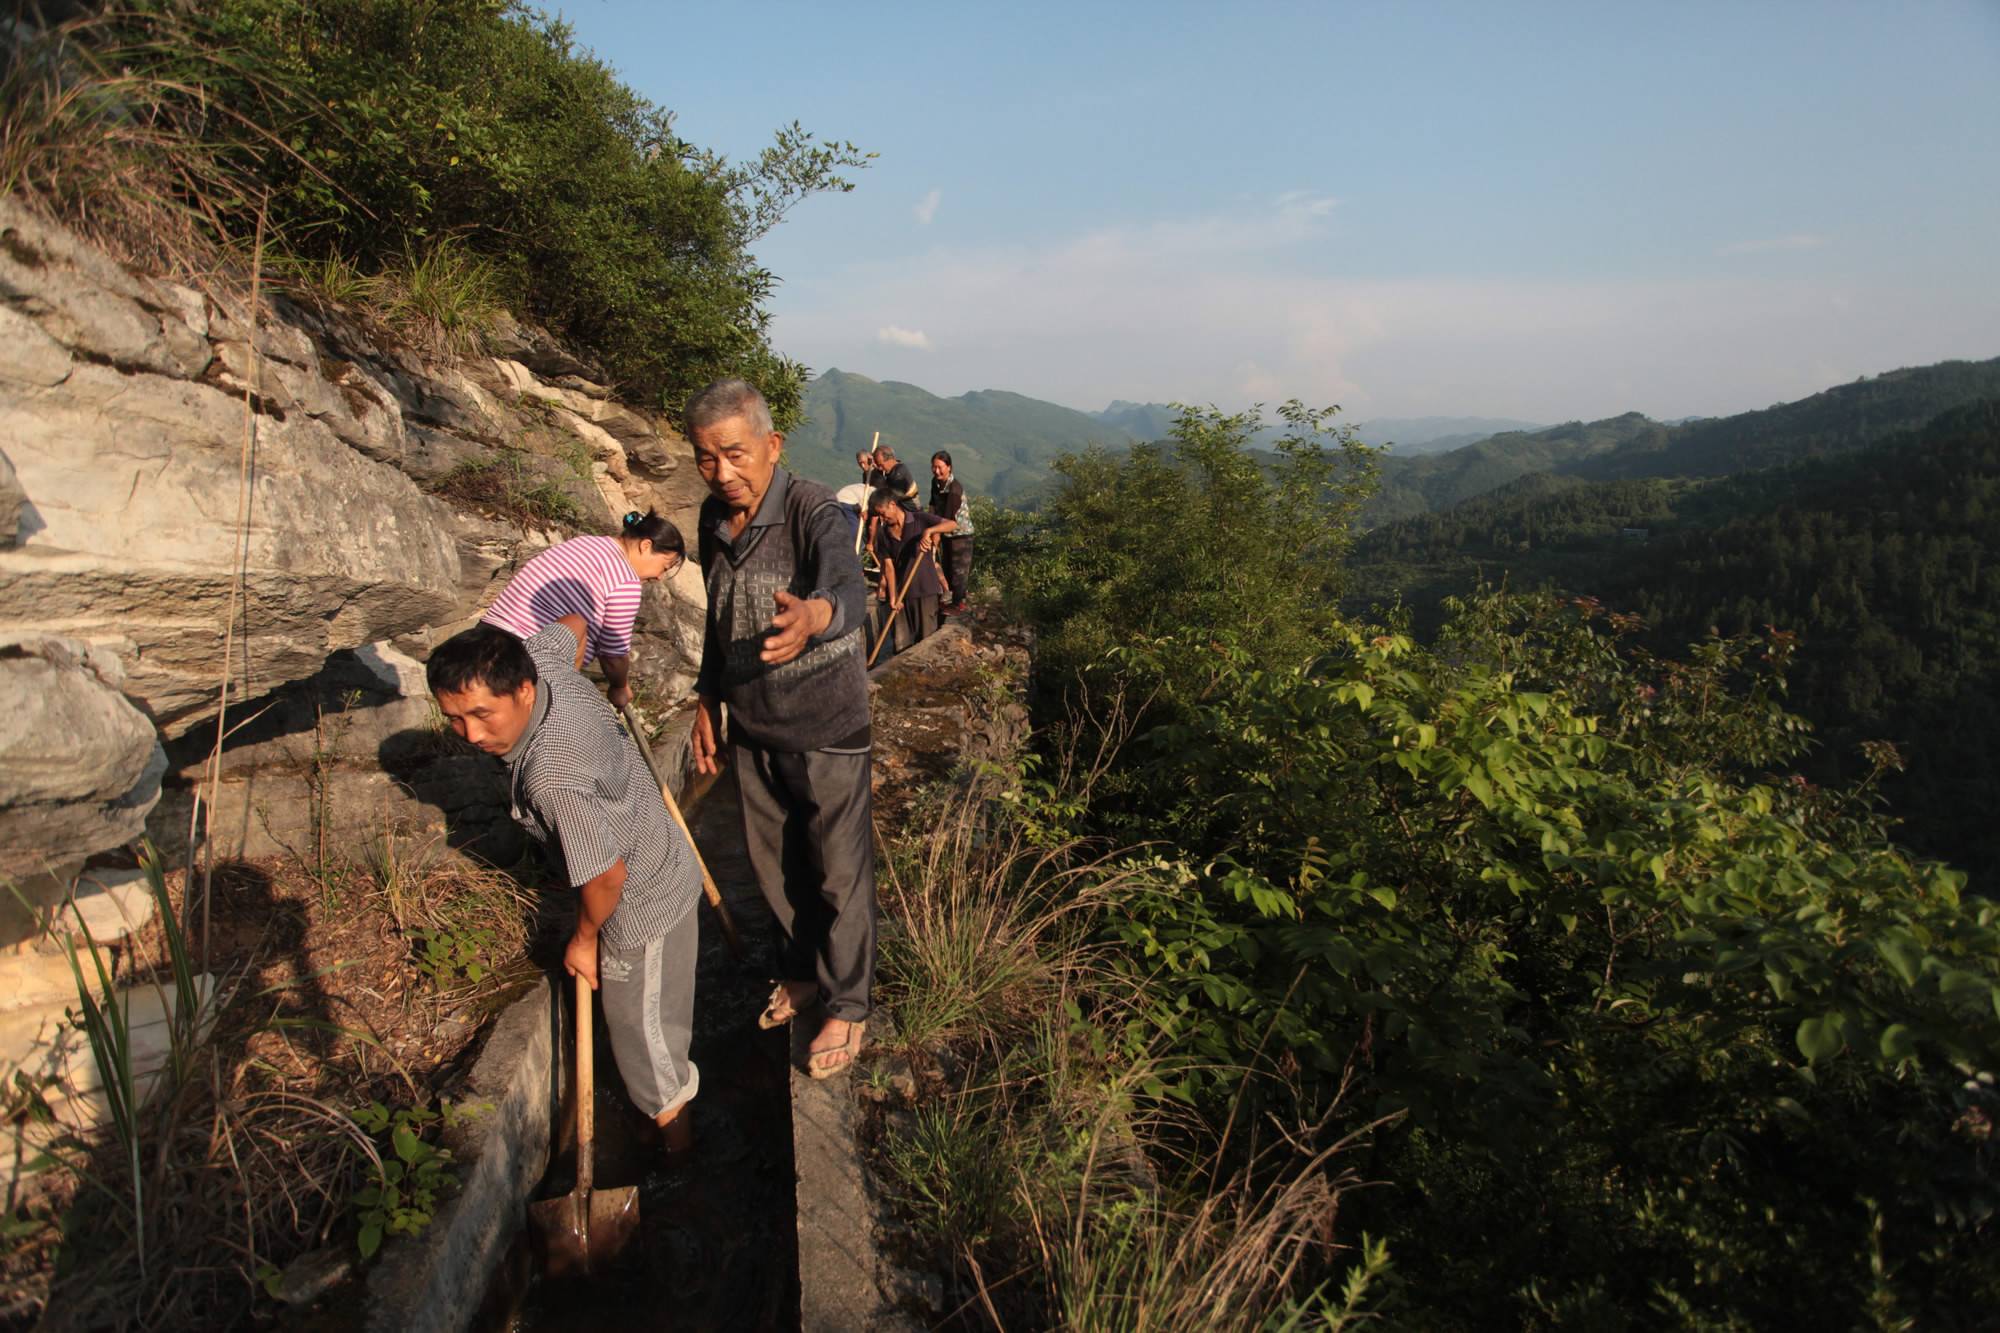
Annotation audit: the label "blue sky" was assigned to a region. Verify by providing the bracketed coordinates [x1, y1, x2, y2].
[552, 1, 2000, 423]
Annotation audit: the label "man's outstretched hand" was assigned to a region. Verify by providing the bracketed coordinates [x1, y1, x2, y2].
[760, 589, 833, 665]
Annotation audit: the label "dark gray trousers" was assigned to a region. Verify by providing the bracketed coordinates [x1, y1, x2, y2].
[895, 594, 940, 652]
[941, 536, 973, 605]
[731, 739, 876, 1022]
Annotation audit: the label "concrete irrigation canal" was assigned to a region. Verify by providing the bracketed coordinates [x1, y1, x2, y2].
[504, 777, 801, 1332]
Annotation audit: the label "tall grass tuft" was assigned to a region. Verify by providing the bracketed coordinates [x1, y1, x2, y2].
[875, 768, 1138, 1052]
[0, 6, 312, 282]
[875, 755, 1392, 1327]
[274, 250, 376, 309]
[57, 841, 207, 1279]
[379, 237, 500, 358]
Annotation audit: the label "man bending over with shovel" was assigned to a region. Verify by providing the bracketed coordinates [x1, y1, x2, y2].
[428, 615, 702, 1153]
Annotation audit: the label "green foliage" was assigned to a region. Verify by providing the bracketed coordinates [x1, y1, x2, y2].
[993, 394, 2000, 1322]
[1080, 597, 1999, 1324]
[998, 401, 1378, 708]
[1354, 399, 2000, 879]
[345, 1100, 480, 1259]
[42, 1, 870, 423]
[406, 925, 495, 985]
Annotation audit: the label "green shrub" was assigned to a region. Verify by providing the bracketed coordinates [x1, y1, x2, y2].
[996, 406, 2000, 1324]
[997, 401, 1378, 712]
[13, 1, 869, 425]
[1085, 599, 2000, 1325]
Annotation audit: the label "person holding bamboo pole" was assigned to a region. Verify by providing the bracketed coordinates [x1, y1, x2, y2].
[685, 378, 876, 1079]
[869, 486, 955, 655]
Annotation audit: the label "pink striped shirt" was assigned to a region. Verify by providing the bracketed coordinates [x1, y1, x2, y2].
[482, 536, 642, 665]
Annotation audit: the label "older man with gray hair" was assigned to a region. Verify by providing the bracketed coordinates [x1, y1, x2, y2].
[686, 378, 875, 1078]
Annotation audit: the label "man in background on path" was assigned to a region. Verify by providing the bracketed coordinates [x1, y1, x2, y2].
[871, 486, 955, 653]
[427, 615, 701, 1153]
[687, 379, 875, 1079]
[872, 443, 920, 511]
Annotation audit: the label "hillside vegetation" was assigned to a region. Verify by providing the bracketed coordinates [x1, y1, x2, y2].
[1354, 400, 2000, 880]
[961, 402, 2000, 1328]
[1365, 356, 2000, 524]
[788, 368, 1147, 499]
[4, 0, 868, 426]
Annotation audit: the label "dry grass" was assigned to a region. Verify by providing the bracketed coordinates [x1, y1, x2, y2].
[5, 833, 544, 1330]
[874, 769, 1142, 1053]
[0, 6, 316, 287]
[873, 745, 1394, 1330]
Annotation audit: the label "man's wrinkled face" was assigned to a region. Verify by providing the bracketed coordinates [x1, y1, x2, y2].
[872, 503, 906, 537]
[693, 414, 785, 514]
[434, 679, 537, 756]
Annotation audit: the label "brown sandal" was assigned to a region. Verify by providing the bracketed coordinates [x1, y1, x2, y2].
[807, 1019, 867, 1080]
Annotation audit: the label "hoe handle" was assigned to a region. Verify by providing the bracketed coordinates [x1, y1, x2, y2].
[620, 703, 745, 959]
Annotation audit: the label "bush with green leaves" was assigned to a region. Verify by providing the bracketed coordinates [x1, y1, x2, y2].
[346, 1099, 483, 1259]
[1069, 600, 1998, 1325]
[994, 406, 1999, 1325]
[997, 400, 1378, 710]
[17, 1, 868, 425]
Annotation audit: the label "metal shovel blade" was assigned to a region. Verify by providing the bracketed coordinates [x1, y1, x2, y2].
[526, 1183, 640, 1280]
[526, 974, 640, 1279]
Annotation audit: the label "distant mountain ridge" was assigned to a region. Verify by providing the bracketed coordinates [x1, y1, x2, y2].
[1363, 357, 2000, 524]
[789, 357, 2000, 516]
[787, 369, 1143, 501]
[1088, 403, 1544, 457]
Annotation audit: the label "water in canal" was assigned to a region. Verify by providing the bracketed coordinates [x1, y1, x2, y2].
[506, 777, 800, 1332]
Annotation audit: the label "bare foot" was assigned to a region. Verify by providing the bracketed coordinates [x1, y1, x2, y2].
[758, 979, 818, 1029]
[656, 1106, 694, 1160]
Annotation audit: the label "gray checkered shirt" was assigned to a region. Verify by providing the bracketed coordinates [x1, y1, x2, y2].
[504, 624, 697, 948]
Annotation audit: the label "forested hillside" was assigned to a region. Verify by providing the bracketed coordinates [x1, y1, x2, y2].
[1366, 412, 1666, 523]
[787, 368, 1144, 498]
[1354, 401, 2000, 877]
[969, 402, 2000, 1327]
[9, 0, 868, 428]
[1362, 356, 2000, 525]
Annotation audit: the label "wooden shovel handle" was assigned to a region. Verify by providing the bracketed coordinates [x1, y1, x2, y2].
[619, 703, 744, 959]
[574, 971, 594, 1195]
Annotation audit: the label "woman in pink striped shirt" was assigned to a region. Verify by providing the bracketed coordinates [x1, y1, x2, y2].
[482, 510, 685, 709]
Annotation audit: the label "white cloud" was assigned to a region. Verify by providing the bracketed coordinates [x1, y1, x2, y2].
[914, 188, 942, 226]
[1717, 232, 1829, 256]
[876, 325, 934, 351]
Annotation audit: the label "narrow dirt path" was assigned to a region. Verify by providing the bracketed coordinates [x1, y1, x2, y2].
[509, 777, 799, 1331]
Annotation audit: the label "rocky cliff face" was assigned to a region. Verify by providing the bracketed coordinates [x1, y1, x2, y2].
[0, 199, 709, 942]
